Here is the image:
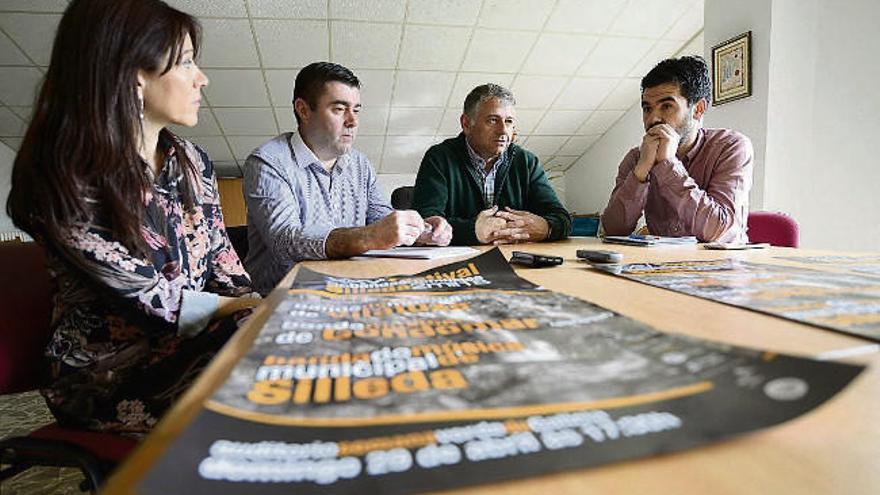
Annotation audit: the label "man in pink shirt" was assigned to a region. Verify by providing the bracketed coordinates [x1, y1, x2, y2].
[601, 56, 753, 243]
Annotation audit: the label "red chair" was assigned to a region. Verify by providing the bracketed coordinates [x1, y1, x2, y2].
[0, 242, 138, 490]
[747, 211, 800, 248]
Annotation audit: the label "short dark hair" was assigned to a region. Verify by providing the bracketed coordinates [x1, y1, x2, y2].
[293, 62, 360, 125]
[463, 83, 516, 120]
[641, 55, 711, 106]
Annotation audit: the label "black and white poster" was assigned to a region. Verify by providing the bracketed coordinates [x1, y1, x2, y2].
[595, 258, 880, 342]
[140, 249, 864, 494]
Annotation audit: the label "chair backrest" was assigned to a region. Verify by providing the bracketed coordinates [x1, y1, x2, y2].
[0, 242, 54, 394]
[226, 225, 249, 262]
[747, 211, 800, 248]
[391, 186, 415, 210]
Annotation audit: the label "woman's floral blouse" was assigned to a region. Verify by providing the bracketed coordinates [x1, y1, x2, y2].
[41, 132, 254, 435]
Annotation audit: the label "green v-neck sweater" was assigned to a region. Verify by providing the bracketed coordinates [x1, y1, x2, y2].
[412, 134, 572, 246]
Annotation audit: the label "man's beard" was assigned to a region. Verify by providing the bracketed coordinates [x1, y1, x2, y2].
[674, 108, 696, 145]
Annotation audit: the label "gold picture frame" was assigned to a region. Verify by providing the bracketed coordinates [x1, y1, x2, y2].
[711, 31, 752, 106]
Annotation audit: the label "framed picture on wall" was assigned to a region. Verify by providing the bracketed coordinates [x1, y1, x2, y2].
[711, 31, 752, 106]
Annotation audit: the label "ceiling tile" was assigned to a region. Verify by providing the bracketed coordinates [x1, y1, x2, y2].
[0, 105, 25, 136]
[7, 105, 30, 120]
[449, 72, 515, 109]
[392, 71, 455, 107]
[0, 0, 707, 190]
[376, 174, 418, 195]
[628, 40, 683, 77]
[513, 109, 545, 135]
[664, 1, 703, 41]
[578, 36, 654, 77]
[247, 0, 327, 18]
[199, 19, 260, 68]
[386, 107, 443, 136]
[608, 0, 692, 38]
[534, 110, 591, 135]
[254, 20, 328, 68]
[331, 21, 401, 69]
[398, 25, 470, 71]
[380, 136, 437, 173]
[264, 69, 298, 106]
[545, 0, 629, 34]
[521, 33, 598, 75]
[213, 107, 277, 135]
[356, 69, 395, 107]
[0, 137, 22, 150]
[438, 108, 462, 136]
[407, 0, 480, 26]
[0, 66, 41, 106]
[544, 155, 578, 169]
[352, 135, 384, 162]
[478, 0, 555, 30]
[0, 31, 30, 65]
[0, 13, 60, 66]
[510, 75, 567, 109]
[330, 0, 405, 22]
[600, 78, 640, 110]
[558, 135, 600, 155]
[578, 110, 626, 134]
[214, 161, 243, 178]
[356, 105, 388, 135]
[461, 29, 536, 73]
[165, 0, 247, 17]
[0, 1, 67, 13]
[275, 106, 296, 131]
[189, 136, 234, 162]
[169, 108, 222, 137]
[227, 135, 275, 161]
[678, 32, 703, 57]
[522, 135, 567, 156]
[204, 69, 270, 107]
[553, 78, 618, 110]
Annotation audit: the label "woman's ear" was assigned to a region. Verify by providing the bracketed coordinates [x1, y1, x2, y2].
[136, 72, 146, 99]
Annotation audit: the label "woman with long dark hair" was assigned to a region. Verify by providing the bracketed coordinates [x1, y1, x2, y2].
[7, 0, 260, 435]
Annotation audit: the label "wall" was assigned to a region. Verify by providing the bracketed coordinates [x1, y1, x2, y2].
[763, 0, 880, 250]
[702, 0, 772, 209]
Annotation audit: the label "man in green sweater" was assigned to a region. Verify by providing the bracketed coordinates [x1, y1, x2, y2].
[412, 84, 571, 246]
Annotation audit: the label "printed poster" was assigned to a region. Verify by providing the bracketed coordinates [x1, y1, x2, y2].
[775, 255, 880, 277]
[140, 250, 863, 494]
[596, 259, 880, 342]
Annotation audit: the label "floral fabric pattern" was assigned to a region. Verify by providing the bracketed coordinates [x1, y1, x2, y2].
[40, 133, 253, 436]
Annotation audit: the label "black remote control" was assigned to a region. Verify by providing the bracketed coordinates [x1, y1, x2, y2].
[576, 249, 623, 263]
[510, 251, 563, 268]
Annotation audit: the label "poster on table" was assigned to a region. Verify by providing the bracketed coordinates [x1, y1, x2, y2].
[140, 250, 863, 494]
[775, 254, 880, 277]
[594, 258, 880, 343]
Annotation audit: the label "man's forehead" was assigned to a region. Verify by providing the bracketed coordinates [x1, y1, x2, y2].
[319, 81, 361, 104]
[477, 97, 516, 117]
[641, 82, 684, 103]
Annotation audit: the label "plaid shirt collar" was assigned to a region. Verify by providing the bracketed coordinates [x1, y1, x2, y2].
[464, 137, 509, 175]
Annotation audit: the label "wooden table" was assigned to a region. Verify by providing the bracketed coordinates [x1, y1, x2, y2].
[102, 238, 880, 495]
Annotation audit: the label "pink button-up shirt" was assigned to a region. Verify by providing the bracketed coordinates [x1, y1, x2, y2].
[601, 127, 753, 243]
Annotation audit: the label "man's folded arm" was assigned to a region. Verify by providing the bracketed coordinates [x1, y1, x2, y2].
[601, 149, 650, 235]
